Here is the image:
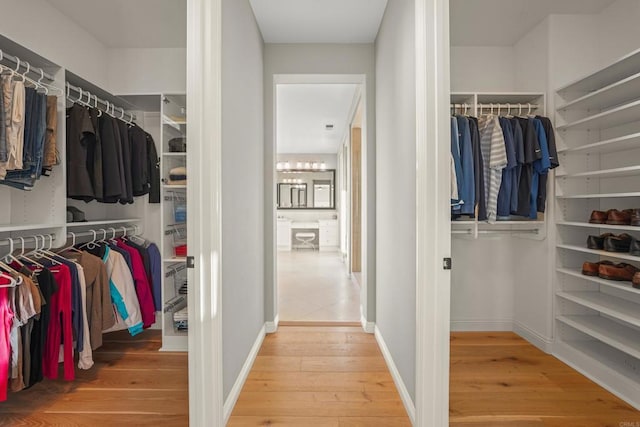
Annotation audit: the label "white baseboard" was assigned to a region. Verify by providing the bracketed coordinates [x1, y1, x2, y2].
[374, 326, 416, 424]
[513, 321, 553, 354]
[450, 319, 513, 332]
[223, 324, 266, 423]
[360, 314, 375, 333]
[265, 315, 279, 333]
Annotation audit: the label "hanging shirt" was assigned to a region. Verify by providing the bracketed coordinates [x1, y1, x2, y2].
[43, 264, 75, 381]
[478, 115, 508, 222]
[450, 117, 464, 211]
[513, 118, 541, 217]
[73, 263, 93, 370]
[497, 118, 517, 218]
[66, 104, 96, 200]
[117, 120, 134, 204]
[456, 116, 475, 216]
[450, 152, 459, 201]
[42, 95, 58, 172]
[0, 283, 14, 402]
[468, 117, 486, 221]
[535, 116, 559, 214]
[116, 240, 156, 329]
[530, 119, 551, 219]
[509, 119, 524, 215]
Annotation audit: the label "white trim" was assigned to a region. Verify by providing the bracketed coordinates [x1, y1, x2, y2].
[514, 321, 554, 354]
[375, 326, 416, 424]
[187, 0, 223, 425]
[223, 325, 267, 423]
[360, 309, 375, 334]
[451, 320, 513, 332]
[265, 315, 279, 333]
[415, 0, 451, 425]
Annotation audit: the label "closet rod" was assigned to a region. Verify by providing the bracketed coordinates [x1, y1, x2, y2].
[451, 229, 540, 235]
[0, 233, 56, 248]
[66, 225, 141, 243]
[476, 103, 540, 109]
[65, 82, 137, 123]
[0, 49, 55, 82]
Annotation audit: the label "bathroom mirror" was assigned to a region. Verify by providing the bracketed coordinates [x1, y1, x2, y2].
[276, 169, 335, 209]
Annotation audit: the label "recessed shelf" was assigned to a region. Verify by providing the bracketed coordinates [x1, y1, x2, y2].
[556, 165, 640, 179]
[163, 257, 187, 263]
[163, 185, 187, 189]
[0, 223, 64, 232]
[556, 244, 640, 263]
[66, 219, 142, 228]
[163, 152, 187, 157]
[557, 71, 640, 113]
[557, 291, 640, 328]
[558, 132, 640, 155]
[556, 221, 640, 232]
[556, 267, 640, 296]
[556, 47, 640, 95]
[557, 99, 640, 132]
[556, 192, 640, 199]
[557, 315, 640, 360]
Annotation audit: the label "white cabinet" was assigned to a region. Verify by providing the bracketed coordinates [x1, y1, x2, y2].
[319, 219, 339, 251]
[277, 219, 292, 251]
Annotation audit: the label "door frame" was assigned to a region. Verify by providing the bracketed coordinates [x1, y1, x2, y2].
[186, 0, 452, 425]
[270, 74, 369, 330]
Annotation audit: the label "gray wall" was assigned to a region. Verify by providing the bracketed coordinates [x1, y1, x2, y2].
[264, 44, 376, 322]
[375, 0, 416, 401]
[222, 0, 265, 400]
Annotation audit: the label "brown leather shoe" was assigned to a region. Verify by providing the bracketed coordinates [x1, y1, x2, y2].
[582, 260, 614, 276]
[633, 272, 640, 289]
[631, 209, 640, 226]
[606, 209, 633, 225]
[589, 210, 608, 224]
[599, 262, 639, 281]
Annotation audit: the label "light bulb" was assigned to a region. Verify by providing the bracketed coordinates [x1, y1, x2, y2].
[312, 162, 318, 169]
[305, 162, 311, 169]
[297, 162, 303, 169]
[284, 162, 290, 169]
[276, 162, 283, 170]
[320, 162, 326, 170]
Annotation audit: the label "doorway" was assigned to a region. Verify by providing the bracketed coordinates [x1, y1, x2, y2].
[273, 77, 367, 324]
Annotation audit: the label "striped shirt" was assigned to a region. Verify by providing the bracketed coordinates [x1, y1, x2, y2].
[478, 115, 508, 222]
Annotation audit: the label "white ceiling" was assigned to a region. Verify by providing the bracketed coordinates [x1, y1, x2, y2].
[46, 0, 186, 48]
[249, 0, 388, 43]
[277, 84, 359, 154]
[450, 0, 616, 46]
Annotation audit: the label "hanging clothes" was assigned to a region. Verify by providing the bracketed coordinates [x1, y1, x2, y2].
[535, 116, 559, 214]
[497, 117, 517, 218]
[478, 115, 507, 222]
[456, 116, 475, 216]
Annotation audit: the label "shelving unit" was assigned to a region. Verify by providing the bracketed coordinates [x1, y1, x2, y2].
[160, 94, 188, 351]
[449, 92, 547, 240]
[554, 49, 640, 409]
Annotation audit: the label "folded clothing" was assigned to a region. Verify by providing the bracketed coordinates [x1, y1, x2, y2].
[168, 166, 187, 185]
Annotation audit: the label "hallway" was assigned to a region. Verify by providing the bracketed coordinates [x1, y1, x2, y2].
[228, 325, 411, 426]
[278, 251, 360, 322]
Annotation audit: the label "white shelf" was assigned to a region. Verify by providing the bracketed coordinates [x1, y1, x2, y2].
[557, 244, 640, 262]
[556, 165, 640, 179]
[557, 315, 640, 360]
[163, 184, 187, 189]
[479, 220, 545, 225]
[164, 257, 187, 263]
[558, 132, 640, 155]
[0, 223, 64, 232]
[557, 221, 640, 232]
[556, 192, 640, 199]
[162, 115, 187, 131]
[557, 47, 640, 95]
[557, 71, 640, 113]
[163, 152, 187, 157]
[557, 291, 640, 327]
[66, 219, 142, 228]
[557, 267, 640, 295]
[557, 99, 640, 131]
[451, 220, 476, 225]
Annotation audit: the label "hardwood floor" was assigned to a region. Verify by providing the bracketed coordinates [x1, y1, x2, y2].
[450, 332, 640, 427]
[2, 328, 638, 426]
[0, 329, 188, 426]
[228, 326, 412, 426]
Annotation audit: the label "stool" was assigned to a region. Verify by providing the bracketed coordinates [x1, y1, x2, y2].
[295, 232, 316, 250]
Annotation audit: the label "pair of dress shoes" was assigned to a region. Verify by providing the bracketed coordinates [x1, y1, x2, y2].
[582, 260, 639, 281]
[586, 233, 640, 254]
[589, 209, 640, 226]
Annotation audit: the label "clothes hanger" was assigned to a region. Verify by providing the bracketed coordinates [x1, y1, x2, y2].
[80, 230, 99, 250]
[60, 231, 83, 254]
[19, 236, 46, 269]
[3, 238, 24, 268]
[0, 267, 18, 288]
[33, 235, 62, 265]
[108, 228, 119, 244]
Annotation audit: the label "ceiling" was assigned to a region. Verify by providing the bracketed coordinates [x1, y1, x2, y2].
[277, 84, 359, 154]
[450, 0, 616, 46]
[46, 0, 186, 48]
[249, 0, 388, 43]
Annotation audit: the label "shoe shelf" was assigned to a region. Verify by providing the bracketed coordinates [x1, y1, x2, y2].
[557, 291, 640, 328]
[556, 221, 640, 232]
[557, 244, 640, 262]
[557, 267, 640, 296]
[557, 315, 640, 361]
[557, 71, 640, 114]
[555, 165, 640, 179]
[554, 48, 640, 410]
[557, 132, 640, 155]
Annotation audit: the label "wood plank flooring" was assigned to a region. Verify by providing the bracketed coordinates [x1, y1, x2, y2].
[228, 326, 412, 426]
[0, 329, 188, 426]
[450, 332, 640, 427]
[1, 328, 639, 426]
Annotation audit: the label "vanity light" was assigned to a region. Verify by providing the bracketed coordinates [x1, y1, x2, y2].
[320, 162, 326, 170]
[296, 162, 303, 169]
[312, 162, 318, 169]
[284, 162, 290, 169]
[276, 162, 283, 170]
[304, 162, 311, 169]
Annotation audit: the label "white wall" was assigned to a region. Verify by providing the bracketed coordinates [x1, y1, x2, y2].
[451, 46, 515, 92]
[375, 0, 416, 401]
[0, 0, 109, 87]
[221, 0, 264, 400]
[597, 0, 640, 67]
[263, 43, 376, 323]
[108, 48, 187, 94]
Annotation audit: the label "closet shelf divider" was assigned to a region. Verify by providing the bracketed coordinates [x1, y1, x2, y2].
[557, 291, 640, 328]
[557, 243, 640, 262]
[555, 165, 640, 179]
[557, 132, 640, 155]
